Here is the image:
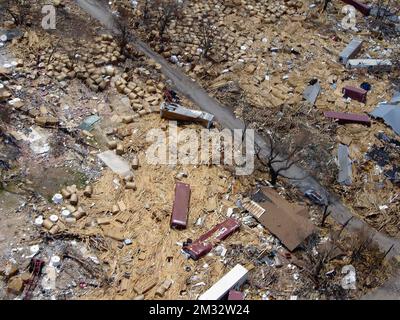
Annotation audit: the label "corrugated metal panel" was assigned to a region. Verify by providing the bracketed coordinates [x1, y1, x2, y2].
[391, 91, 400, 105]
[324, 111, 371, 126]
[370, 104, 400, 135]
[370, 104, 393, 118]
[170, 182, 191, 229]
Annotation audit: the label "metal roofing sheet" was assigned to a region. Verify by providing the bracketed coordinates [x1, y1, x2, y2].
[324, 111, 371, 125]
[391, 91, 400, 105]
[370, 104, 400, 135]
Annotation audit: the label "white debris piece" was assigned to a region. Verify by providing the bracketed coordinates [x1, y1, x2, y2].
[124, 239, 133, 245]
[198, 264, 248, 300]
[170, 55, 179, 64]
[34, 216, 44, 226]
[61, 210, 71, 218]
[52, 193, 63, 204]
[42, 265, 57, 290]
[30, 245, 40, 256]
[214, 245, 227, 257]
[50, 255, 61, 267]
[97, 150, 132, 178]
[27, 127, 50, 154]
[50, 215, 59, 222]
[8, 98, 22, 106]
[195, 216, 204, 227]
[89, 256, 100, 265]
[341, 265, 357, 290]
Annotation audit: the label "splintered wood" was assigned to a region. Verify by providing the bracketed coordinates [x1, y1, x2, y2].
[69, 115, 262, 300]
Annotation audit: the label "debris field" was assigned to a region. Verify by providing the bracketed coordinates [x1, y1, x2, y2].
[0, 0, 399, 300]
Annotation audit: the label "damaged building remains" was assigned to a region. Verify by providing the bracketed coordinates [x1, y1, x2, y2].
[0, 0, 399, 303]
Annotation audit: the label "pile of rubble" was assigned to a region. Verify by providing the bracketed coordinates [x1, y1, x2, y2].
[0, 0, 399, 301]
[121, 0, 400, 236]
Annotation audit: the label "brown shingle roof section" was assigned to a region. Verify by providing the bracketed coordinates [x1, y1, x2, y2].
[249, 187, 315, 251]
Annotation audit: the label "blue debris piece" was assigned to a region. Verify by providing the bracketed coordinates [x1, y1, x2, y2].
[360, 82, 371, 91]
[79, 115, 101, 131]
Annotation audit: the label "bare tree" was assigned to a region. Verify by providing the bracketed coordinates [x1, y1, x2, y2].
[241, 96, 337, 189]
[369, 0, 399, 37]
[136, 0, 184, 42]
[114, 4, 134, 51]
[320, 191, 333, 227]
[47, 39, 62, 65]
[0, 0, 32, 26]
[256, 130, 307, 186]
[302, 218, 352, 292]
[350, 227, 377, 264]
[142, 0, 151, 26]
[154, 0, 184, 41]
[321, 0, 331, 13]
[196, 14, 216, 60]
[0, 125, 21, 194]
[320, 204, 331, 227]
